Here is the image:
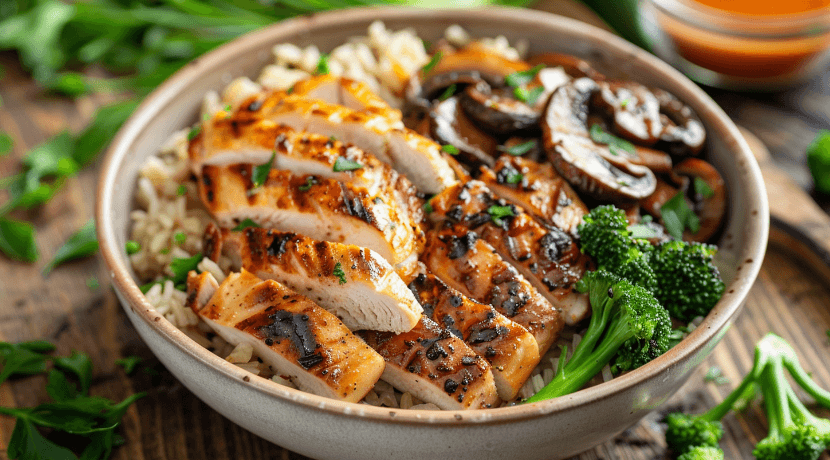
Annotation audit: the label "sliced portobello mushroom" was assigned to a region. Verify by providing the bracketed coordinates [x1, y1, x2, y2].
[430, 96, 499, 168]
[459, 81, 541, 136]
[527, 52, 604, 80]
[542, 78, 656, 201]
[653, 88, 706, 157]
[593, 81, 663, 146]
[673, 158, 725, 242]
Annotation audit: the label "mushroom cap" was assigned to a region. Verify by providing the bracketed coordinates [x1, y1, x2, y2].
[542, 78, 657, 201]
[430, 96, 499, 168]
[459, 81, 541, 136]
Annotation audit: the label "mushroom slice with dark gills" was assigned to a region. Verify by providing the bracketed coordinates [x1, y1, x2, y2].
[428, 180, 593, 326]
[673, 158, 726, 242]
[429, 96, 499, 167]
[421, 224, 565, 350]
[186, 270, 385, 403]
[478, 155, 588, 235]
[207, 225, 422, 333]
[542, 78, 657, 201]
[198, 164, 423, 277]
[652, 88, 706, 157]
[592, 80, 663, 146]
[358, 317, 500, 410]
[407, 272, 540, 400]
[527, 52, 605, 80]
[458, 81, 542, 136]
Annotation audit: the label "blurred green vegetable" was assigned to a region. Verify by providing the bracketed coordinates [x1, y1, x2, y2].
[807, 130, 830, 195]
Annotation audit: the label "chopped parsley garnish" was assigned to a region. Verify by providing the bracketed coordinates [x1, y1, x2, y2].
[661, 191, 700, 240]
[513, 85, 545, 106]
[43, 220, 98, 275]
[332, 156, 362, 172]
[231, 219, 261, 231]
[499, 140, 535, 156]
[438, 83, 457, 101]
[286, 85, 295, 95]
[315, 54, 330, 75]
[140, 252, 203, 293]
[506, 172, 523, 185]
[333, 262, 347, 285]
[0, 132, 12, 156]
[589, 124, 635, 157]
[223, 104, 231, 112]
[176, 184, 187, 196]
[115, 356, 142, 375]
[86, 276, 99, 290]
[487, 205, 515, 226]
[620, 98, 631, 109]
[251, 152, 276, 188]
[807, 130, 830, 195]
[694, 177, 715, 199]
[421, 51, 442, 74]
[423, 201, 433, 214]
[0, 218, 38, 262]
[125, 240, 141, 255]
[187, 125, 201, 141]
[173, 231, 186, 245]
[328, 135, 337, 143]
[504, 64, 544, 88]
[441, 144, 459, 155]
[298, 176, 317, 191]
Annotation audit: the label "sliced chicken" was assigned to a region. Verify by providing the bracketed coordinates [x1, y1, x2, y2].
[358, 317, 500, 410]
[207, 225, 422, 333]
[186, 270, 385, 403]
[233, 92, 456, 194]
[199, 164, 423, 276]
[428, 180, 593, 326]
[421, 226, 563, 354]
[478, 155, 588, 236]
[407, 272, 539, 400]
[290, 75, 402, 121]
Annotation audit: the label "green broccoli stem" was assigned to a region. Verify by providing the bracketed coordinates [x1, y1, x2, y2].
[525, 317, 632, 402]
[763, 360, 792, 436]
[783, 359, 830, 409]
[566, 295, 614, 368]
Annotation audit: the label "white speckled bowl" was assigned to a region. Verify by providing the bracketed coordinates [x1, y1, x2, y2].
[96, 7, 768, 460]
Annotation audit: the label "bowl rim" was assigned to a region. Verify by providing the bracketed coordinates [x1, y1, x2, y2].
[96, 5, 769, 426]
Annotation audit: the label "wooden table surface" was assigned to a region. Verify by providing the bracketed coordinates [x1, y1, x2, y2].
[2, 11, 830, 460]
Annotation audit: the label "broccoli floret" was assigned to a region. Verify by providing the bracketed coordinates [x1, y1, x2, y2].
[751, 334, 830, 460]
[523, 269, 670, 402]
[807, 130, 830, 195]
[664, 333, 830, 459]
[651, 240, 725, 321]
[578, 205, 657, 292]
[676, 445, 724, 460]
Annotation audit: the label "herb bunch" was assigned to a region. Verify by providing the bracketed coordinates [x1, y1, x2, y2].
[0, 340, 144, 460]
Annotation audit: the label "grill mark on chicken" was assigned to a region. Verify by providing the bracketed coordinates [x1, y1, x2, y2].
[429, 180, 593, 326]
[358, 317, 500, 410]
[422, 225, 564, 354]
[188, 270, 385, 402]
[207, 225, 422, 333]
[199, 164, 422, 275]
[407, 273, 539, 400]
[479, 155, 588, 235]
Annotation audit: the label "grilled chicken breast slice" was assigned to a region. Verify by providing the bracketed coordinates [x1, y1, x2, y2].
[206, 225, 422, 333]
[429, 180, 592, 326]
[231, 92, 456, 194]
[187, 270, 385, 403]
[407, 273, 539, 400]
[199, 164, 422, 276]
[358, 317, 500, 410]
[478, 155, 588, 235]
[421, 226, 563, 354]
[290, 75, 402, 121]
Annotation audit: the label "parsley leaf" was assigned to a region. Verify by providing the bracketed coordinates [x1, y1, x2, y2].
[86, 277, 99, 290]
[115, 356, 142, 375]
[231, 219, 261, 231]
[506, 172, 523, 184]
[125, 240, 140, 255]
[504, 64, 544, 88]
[43, 220, 98, 275]
[169, 252, 202, 286]
[53, 351, 93, 395]
[251, 152, 275, 188]
[333, 262, 347, 285]
[423, 201, 433, 214]
[176, 184, 187, 196]
[173, 231, 186, 245]
[487, 205, 515, 226]
[7, 418, 78, 460]
[298, 176, 316, 192]
[45, 369, 79, 402]
[438, 83, 457, 101]
[589, 124, 636, 157]
[187, 125, 201, 141]
[421, 51, 442, 74]
[513, 86, 545, 105]
[0, 342, 53, 385]
[693, 177, 714, 199]
[441, 144, 459, 155]
[0, 132, 13, 156]
[73, 100, 140, 167]
[0, 217, 38, 262]
[499, 140, 535, 157]
[332, 157, 362, 172]
[315, 54, 330, 75]
[661, 191, 700, 240]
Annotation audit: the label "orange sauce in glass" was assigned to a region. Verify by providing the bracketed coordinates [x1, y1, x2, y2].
[657, 0, 830, 80]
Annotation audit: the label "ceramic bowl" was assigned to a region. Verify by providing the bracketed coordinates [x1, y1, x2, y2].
[96, 7, 769, 460]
